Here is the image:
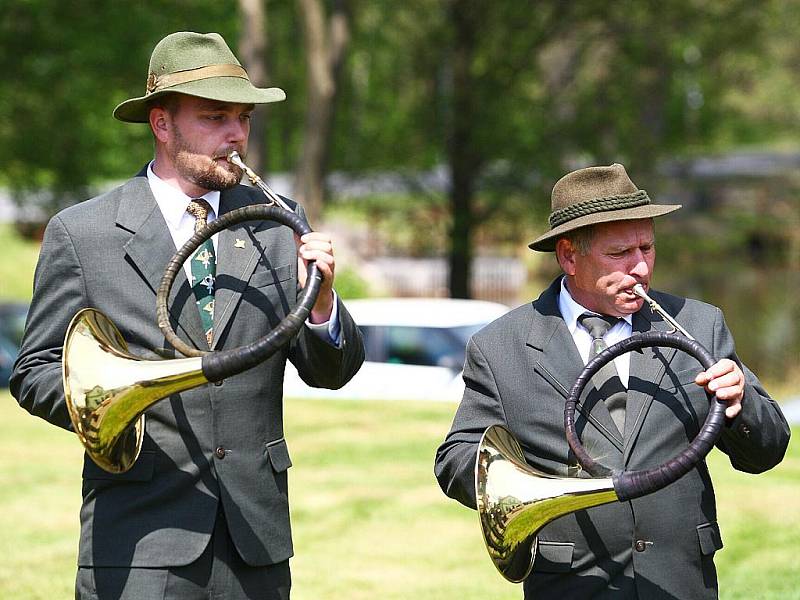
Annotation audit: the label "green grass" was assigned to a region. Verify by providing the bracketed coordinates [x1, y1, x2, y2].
[0, 224, 40, 301]
[0, 391, 797, 599]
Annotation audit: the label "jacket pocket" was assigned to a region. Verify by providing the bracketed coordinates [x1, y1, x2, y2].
[532, 541, 574, 573]
[249, 263, 292, 288]
[696, 521, 723, 555]
[265, 438, 292, 472]
[81, 450, 156, 482]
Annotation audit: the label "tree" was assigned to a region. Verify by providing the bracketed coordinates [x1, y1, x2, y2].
[294, 0, 351, 224]
[0, 0, 237, 231]
[395, 1, 780, 297]
[442, 1, 581, 297]
[238, 0, 270, 174]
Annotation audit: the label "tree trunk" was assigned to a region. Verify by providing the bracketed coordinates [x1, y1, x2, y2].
[294, 0, 350, 225]
[238, 0, 268, 173]
[447, 0, 480, 299]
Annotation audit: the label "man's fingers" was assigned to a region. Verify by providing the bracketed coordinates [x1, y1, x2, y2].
[695, 359, 735, 386]
[707, 371, 741, 393]
[300, 232, 331, 242]
[695, 359, 745, 415]
[298, 233, 334, 260]
[299, 248, 334, 264]
[296, 232, 335, 290]
[299, 232, 333, 250]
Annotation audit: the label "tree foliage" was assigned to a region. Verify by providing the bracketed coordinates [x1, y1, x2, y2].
[0, 0, 237, 215]
[1, 0, 799, 292]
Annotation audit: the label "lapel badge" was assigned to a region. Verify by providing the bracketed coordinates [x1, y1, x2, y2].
[234, 239, 246, 249]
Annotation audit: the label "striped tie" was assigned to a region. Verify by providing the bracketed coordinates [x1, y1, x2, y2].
[186, 199, 216, 347]
[578, 312, 627, 435]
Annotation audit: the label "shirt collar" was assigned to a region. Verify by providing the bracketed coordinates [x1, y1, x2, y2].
[146, 161, 221, 229]
[558, 276, 633, 334]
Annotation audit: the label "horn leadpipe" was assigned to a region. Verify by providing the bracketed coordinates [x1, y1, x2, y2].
[632, 284, 695, 340]
[227, 151, 292, 212]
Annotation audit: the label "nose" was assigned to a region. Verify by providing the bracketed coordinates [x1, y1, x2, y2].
[629, 249, 650, 280]
[226, 117, 249, 145]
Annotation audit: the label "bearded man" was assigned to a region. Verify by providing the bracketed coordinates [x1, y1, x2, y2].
[11, 31, 364, 600]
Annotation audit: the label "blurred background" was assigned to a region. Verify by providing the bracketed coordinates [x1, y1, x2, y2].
[2, 0, 799, 384]
[0, 1, 798, 598]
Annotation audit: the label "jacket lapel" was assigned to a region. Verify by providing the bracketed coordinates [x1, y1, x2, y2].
[530, 279, 625, 454]
[117, 173, 206, 350]
[623, 297, 678, 463]
[210, 188, 281, 349]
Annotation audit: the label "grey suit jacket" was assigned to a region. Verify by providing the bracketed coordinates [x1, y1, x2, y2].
[11, 170, 364, 568]
[435, 277, 789, 599]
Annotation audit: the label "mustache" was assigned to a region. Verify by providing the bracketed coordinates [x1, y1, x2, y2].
[212, 147, 245, 161]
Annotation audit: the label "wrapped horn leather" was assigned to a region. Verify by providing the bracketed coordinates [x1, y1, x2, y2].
[564, 331, 726, 501]
[156, 203, 322, 382]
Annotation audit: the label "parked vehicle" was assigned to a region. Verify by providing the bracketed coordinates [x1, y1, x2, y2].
[0, 302, 27, 388]
[283, 297, 510, 401]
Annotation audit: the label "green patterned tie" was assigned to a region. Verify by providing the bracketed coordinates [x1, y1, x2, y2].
[187, 199, 216, 347]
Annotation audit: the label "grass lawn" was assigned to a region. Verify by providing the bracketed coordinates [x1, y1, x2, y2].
[0, 224, 39, 302]
[0, 391, 797, 599]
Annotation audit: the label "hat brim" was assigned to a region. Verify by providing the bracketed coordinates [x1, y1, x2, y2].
[113, 77, 286, 123]
[528, 203, 681, 252]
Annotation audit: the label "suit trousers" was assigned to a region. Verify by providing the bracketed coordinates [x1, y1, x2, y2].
[75, 505, 291, 600]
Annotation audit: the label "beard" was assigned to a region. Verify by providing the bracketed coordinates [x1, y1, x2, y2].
[168, 127, 245, 191]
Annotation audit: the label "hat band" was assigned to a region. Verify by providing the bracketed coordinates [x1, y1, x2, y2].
[146, 64, 249, 95]
[549, 189, 651, 228]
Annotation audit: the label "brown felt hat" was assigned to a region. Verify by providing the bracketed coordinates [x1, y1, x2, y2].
[113, 31, 286, 123]
[528, 163, 681, 252]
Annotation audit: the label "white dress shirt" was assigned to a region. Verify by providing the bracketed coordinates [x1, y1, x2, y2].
[146, 162, 340, 345]
[558, 277, 633, 386]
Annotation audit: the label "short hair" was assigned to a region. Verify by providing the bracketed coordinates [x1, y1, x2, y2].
[560, 225, 595, 256]
[147, 93, 181, 117]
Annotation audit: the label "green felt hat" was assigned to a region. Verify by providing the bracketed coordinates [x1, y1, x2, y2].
[113, 31, 285, 123]
[529, 163, 681, 252]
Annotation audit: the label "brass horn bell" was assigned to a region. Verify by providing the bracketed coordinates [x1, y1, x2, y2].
[476, 424, 619, 583]
[63, 308, 207, 474]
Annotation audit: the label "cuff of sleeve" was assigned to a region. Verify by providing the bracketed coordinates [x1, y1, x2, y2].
[305, 290, 342, 346]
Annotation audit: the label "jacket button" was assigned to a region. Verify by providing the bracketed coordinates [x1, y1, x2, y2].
[215, 446, 226, 459]
[738, 423, 751, 436]
[634, 540, 647, 552]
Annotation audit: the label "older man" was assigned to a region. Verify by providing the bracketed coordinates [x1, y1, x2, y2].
[435, 164, 789, 599]
[12, 32, 364, 599]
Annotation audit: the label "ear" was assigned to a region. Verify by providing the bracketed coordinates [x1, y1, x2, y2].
[555, 238, 577, 276]
[149, 106, 170, 143]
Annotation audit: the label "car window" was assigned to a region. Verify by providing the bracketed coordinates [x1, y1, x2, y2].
[0, 334, 15, 361]
[0, 333, 17, 386]
[359, 325, 470, 369]
[0, 304, 27, 346]
[450, 324, 486, 346]
[356, 326, 381, 362]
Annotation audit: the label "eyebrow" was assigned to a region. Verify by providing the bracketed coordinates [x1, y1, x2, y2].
[608, 240, 654, 253]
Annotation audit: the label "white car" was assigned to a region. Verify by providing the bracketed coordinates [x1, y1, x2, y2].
[283, 298, 510, 401]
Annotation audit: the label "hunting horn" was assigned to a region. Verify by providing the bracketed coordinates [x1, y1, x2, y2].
[63, 152, 321, 474]
[477, 286, 727, 582]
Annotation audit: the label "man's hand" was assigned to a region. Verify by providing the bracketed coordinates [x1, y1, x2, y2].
[695, 359, 744, 419]
[296, 232, 335, 323]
